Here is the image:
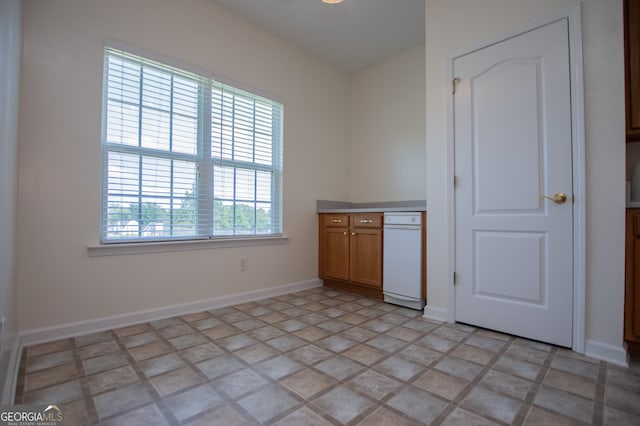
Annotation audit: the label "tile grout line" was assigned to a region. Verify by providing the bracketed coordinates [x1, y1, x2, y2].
[204, 297, 338, 425]
[430, 328, 517, 426]
[164, 326, 251, 426]
[116, 324, 182, 426]
[302, 296, 425, 424]
[329, 315, 438, 425]
[74, 330, 163, 425]
[183, 307, 275, 425]
[590, 361, 607, 426]
[72, 335, 99, 424]
[417, 330, 475, 425]
[511, 343, 556, 425]
[287, 299, 409, 425]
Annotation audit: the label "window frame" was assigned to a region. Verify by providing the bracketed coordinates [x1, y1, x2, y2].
[99, 44, 284, 245]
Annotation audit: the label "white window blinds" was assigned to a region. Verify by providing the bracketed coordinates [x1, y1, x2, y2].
[102, 46, 283, 243]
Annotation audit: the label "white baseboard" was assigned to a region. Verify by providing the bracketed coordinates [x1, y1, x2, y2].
[1, 334, 21, 405]
[585, 339, 629, 367]
[423, 305, 447, 322]
[20, 279, 322, 347]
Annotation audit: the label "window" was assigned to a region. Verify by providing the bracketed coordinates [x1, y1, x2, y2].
[101, 46, 283, 243]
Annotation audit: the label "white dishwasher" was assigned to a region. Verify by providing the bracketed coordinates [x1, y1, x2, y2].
[383, 212, 424, 310]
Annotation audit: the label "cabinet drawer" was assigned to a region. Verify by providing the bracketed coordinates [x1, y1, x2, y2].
[352, 213, 382, 228]
[323, 214, 349, 227]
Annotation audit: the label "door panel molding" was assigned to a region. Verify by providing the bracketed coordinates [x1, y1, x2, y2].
[444, 3, 585, 353]
[473, 230, 547, 305]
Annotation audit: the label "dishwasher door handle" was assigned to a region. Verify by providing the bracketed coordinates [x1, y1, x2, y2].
[383, 224, 421, 230]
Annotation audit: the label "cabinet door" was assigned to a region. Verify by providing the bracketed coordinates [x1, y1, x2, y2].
[350, 228, 382, 287]
[626, 210, 640, 342]
[323, 227, 350, 281]
[630, 238, 640, 340]
[626, 0, 640, 141]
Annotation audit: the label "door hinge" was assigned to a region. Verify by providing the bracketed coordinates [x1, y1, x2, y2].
[452, 77, 460, 94]
[453, 272, 457, 285]
[453, 175, 458, 187]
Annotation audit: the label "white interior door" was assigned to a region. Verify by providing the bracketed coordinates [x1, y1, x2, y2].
[454, 19, 574, 347]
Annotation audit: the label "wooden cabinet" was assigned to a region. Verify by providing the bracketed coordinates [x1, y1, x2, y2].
[625, 0, 640, 142]
[350, 214, 383, 287]
[321, 214, 350, 281]
[319, 213, 383, 298]
[625, 209, 640, 357]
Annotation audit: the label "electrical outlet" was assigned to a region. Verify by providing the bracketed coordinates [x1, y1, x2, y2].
[240, 258, 248, 272]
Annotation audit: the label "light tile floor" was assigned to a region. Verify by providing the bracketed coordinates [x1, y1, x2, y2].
[15, 287, 640, 425]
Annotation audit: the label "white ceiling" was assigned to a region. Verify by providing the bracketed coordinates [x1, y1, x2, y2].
[209, 0, 425, 72]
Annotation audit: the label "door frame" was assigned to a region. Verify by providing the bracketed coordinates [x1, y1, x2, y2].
[444, 4, 586, 353]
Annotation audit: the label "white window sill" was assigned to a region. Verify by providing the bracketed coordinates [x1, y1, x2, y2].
[87, 235, 290, 257]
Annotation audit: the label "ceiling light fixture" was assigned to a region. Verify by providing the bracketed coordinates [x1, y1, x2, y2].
[322, 0, 344, 4]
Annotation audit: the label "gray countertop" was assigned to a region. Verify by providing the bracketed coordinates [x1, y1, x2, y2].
[317, 200, 427, 213]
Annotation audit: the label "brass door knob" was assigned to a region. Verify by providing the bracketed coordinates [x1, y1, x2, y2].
[540, 193, 568, 204]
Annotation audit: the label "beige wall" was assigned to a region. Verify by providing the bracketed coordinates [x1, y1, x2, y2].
[581, 0, 626, 351]
[17, 0, 625, 363]
[17, 0, 351, 330]
[426, 0, 627, 356]
[350, 45, 426, 202]
[0, 0, 21, 402]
